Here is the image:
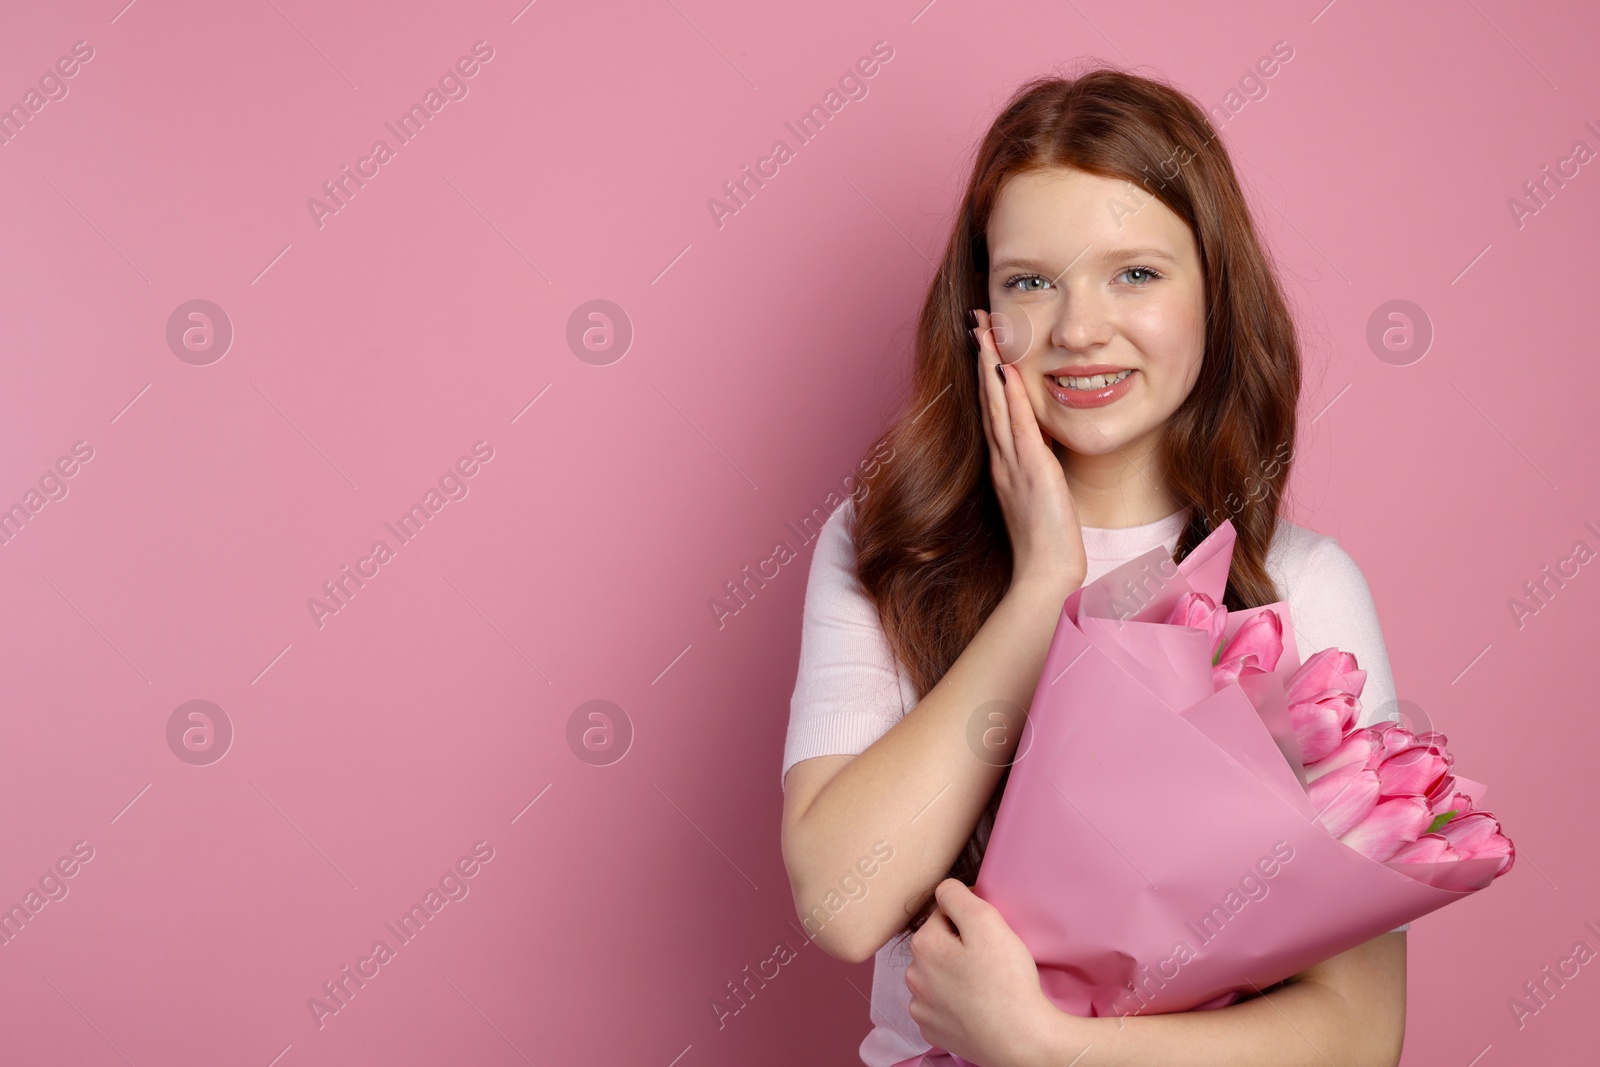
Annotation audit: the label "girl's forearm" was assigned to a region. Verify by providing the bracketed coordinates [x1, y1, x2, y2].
[785, 581, 1073, 962]
[1027, 977, 1390, 1067]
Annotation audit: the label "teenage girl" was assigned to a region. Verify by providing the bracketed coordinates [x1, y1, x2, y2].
[780, 68, 1407, 1067]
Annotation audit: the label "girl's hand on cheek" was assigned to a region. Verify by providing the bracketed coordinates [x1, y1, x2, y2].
[971, 307, 1087, 599]
[904, 878, 1062, 1067]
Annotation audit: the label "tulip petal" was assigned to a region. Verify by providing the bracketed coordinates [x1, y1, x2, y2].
[1286, 647, 1364, 706]
[1166, 591, 1214, 628]
[1438, 812, 1516, 876]
[1218, 610, 1285, 675]
[1428, 788, 1477, 819]
[1368, 722, 1420, 760]
[1388, 833, 1458, 864]
[1290, 691, 1363, 763]
[1308, 763, 1380, 837]
[1289, 698, 1348, 764]
[1304, 730, 1384, 785]
[1166, 591, 1229, 663]
[1339, 796, 1434, 862]
[1375, 746, 1451, 798]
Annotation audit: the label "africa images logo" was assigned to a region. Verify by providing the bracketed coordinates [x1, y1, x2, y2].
[705, 40, 895, 230]
[306, 41, 496, 230]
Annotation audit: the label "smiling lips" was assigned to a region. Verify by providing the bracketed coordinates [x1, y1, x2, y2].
[1047, 366, 1137, 408]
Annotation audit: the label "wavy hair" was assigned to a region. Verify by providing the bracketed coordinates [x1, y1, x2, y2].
[847, 65, 1303, 938]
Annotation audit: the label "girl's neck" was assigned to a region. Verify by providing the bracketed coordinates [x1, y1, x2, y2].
[1056, 435, 1182, 530]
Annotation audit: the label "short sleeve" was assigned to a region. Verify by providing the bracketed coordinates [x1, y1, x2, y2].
[1286, 536, 1410, 935]
[1288, 538, 1399, 732]
[780, 499, 912, 792]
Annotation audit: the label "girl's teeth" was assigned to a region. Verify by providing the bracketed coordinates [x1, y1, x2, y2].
[1056, 369, 1132, 390]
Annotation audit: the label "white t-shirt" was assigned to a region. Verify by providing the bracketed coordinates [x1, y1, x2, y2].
[781, 495, 1407, 1067]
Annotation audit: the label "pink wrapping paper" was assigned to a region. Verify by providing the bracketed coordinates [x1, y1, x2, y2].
[894, 521, 1503, 1067]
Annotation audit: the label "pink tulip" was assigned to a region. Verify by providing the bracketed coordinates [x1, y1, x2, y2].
[1283, 648, 1367, 763]
[1165, 591, 1229, 661]
[1437, 812, 1516, 876]
[1418, 748, 1466, 813]
[1303, 731, 1384, 785]
[1213, 610, 1284, 688]
[1427, 784, 1477, 819]
[1285, 648, 1367, 707]
[1387, 833, 1457, 864]
[1365, 721, 1418, 757]
[1367, 723, 1452, 763]
[1288, 690, 1363, 764]
[1339, 796, 1434, 862]
[1375, 745, 1452, 799]
[1307, 760, 1380, 837]
[1290, 709, 1346, 768]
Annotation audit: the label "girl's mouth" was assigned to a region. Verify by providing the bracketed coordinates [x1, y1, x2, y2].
[1048, 368, 1136, 408]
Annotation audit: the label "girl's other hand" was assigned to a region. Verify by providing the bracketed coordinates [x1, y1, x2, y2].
[905, 878, 1067, 1067]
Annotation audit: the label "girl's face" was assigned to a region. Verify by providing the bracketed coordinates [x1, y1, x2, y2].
[984, 166, 1207, 461]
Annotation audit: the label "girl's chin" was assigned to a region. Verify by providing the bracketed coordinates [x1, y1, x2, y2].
[1057, 443, 1128, 459]
[1041, 426, 1138, 458]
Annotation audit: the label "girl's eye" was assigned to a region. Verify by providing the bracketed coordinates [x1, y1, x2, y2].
[1119, 266, 1162, 285]
[1003, 274, 1050, 292]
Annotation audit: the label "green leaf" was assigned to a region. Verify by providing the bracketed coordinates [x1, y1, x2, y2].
[1425, 810, 1458, 834]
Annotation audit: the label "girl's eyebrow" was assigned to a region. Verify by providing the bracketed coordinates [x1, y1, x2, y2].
[1095, 245, 1179, 265]
[990, 246, 1179, 273]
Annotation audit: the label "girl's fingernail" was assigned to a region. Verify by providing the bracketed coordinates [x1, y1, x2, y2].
[995, 363, 1006, 383]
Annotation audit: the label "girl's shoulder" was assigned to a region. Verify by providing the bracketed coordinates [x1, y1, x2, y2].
[1260, 517, 1397, 731]
[1264, 516, 1333, 571]
[1263, 517, 1377, 606]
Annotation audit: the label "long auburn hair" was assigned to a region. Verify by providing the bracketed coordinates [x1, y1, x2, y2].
[849, 66, 1303, 939]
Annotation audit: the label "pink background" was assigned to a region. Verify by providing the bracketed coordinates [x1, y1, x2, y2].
[2, 0, 1596, 1064]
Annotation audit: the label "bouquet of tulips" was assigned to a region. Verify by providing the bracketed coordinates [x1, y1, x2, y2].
[897, 520, 1513, 1067]
[1171, 591, 1514, 876]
